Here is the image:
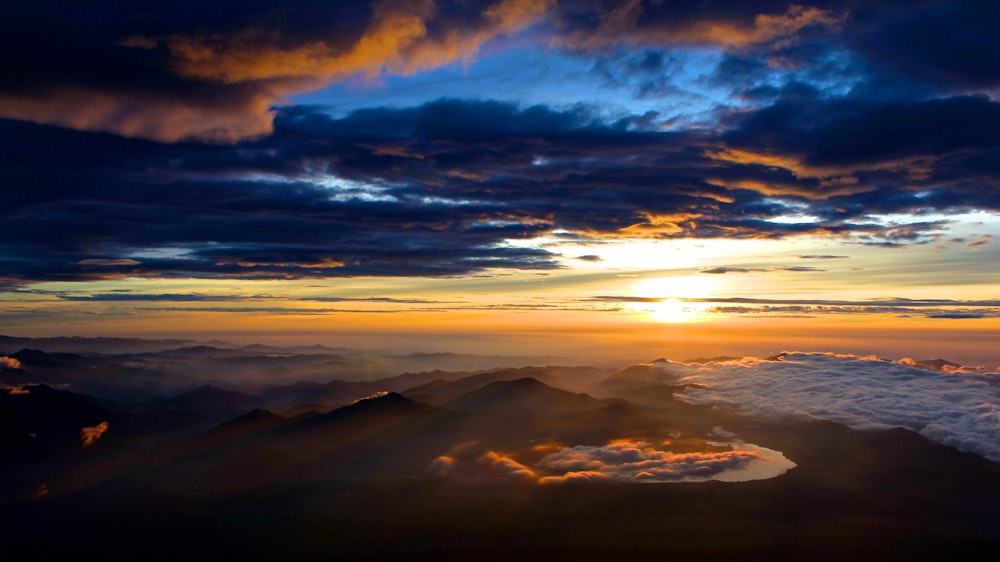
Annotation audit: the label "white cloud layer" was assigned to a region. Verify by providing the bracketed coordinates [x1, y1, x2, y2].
[650, 353, 1000, 461]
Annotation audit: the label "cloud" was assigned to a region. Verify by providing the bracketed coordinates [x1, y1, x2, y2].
[588, 296, 1000, 319]
[0, 1, 554, 142]
[699, 266, 823, 274]
[966, 234, 993, 248]
[57, 293, 255, 302]
[0, 356, 22, 370]
[425, 445, 536, 482]
[427, 438, 795, 485]
[5, 90, 991, 283]
[479, 450, 536, 481]
[76, 258, 143, 266]
[536, 439, 795, 484]
[426, 455, 456, 477]
[161, 0, 554, 84]
[644, 353, 1000, 461]
[926, 313, 985, 319]
[555, 2, 845, 53]
[80, 421, 109, 447]
[846, 2, 1000, 91]
[701, 267, 755, 275]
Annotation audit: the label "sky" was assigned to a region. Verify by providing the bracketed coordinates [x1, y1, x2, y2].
[1, 0, 998, 365]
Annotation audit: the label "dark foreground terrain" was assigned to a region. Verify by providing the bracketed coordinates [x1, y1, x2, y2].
[2, 341, 998, 561]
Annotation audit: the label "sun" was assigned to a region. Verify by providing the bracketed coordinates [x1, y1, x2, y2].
[628, 275, 713, 323]
[647, 297, 695, 322]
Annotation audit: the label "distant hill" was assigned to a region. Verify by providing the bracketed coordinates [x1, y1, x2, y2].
[442, 377, 607, 418]
[259, 379, 380, 409]
[908, 358, 963, 372]
[293, 392, 427, 430]
[0, 384, 116, 461]
[597, 362, 681, 393]
[148, 385, 261, 412]
[0, 334, 232, 355]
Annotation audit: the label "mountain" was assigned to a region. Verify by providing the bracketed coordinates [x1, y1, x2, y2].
[442, 377, 607, 418]
[596, 361, 692, 394]
[213, 408, 285, 433]
[0, 334, 230, 355]
[291, 392, 427, 431]
[148, 384, 261, 412]
[187, 408, 289, 450]
[133, 385, 265, 433]
[259, 378, 380, 409]
[0, 384, 116, 461]
[909, 358, 963, 372]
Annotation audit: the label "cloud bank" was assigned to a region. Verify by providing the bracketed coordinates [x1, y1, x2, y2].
[0, 2, 997, 282]
[536, 439, 795, 484]
[427, 438, 795, 484]
[647, 353, 1000, 461]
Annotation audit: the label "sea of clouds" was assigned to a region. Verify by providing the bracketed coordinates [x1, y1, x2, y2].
[651, 352, 1000, 461]
[427, 439, 795, 484]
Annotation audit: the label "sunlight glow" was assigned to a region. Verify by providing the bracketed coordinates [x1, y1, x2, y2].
[629, 275, 715, 322]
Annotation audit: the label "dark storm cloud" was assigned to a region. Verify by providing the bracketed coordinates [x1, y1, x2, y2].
[1, 2, 999, 283]
[926, 313, 986, 320]
[1, 86, 998, 283]
[845, 1, 1000, 92]
[722, 91, 1000, 171]
[0, 0, 553, 142]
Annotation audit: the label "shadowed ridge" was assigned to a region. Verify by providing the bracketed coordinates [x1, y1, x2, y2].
[321, 391, 424, 419]
[147, 384, 261, 411]
[9, 348, 85, 365]
[187, 408, 289, 449]
[909, 358, 962, 372]
[214, 408, 284, 430]
[0, 384, 116, 461]
[598, 363, 679, 393]
[285, 391, 429, 434]
[259, 378, 379, 409]
[443, 377, 605, 417]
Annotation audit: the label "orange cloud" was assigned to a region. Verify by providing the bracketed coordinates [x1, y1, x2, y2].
[0, 356, 22, 370]
[558, 3, 845, 52]
[535, 439, 795, 483]
[0, 1, 553, 143]
[479, 450, 536, 481]
[0, 86, 278, 143]
[426, 454, 456, 476]
[706, 147, 936, 197]
[80, 421, 109, 447]
[157, 0, 552, 84]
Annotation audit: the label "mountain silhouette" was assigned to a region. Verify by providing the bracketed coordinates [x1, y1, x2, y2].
[148, 384, 261, 411]
[443, 377, 606, 418]
[0, 384, 115, 461]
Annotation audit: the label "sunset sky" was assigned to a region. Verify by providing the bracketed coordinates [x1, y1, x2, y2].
[1, 1, 998, 365]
